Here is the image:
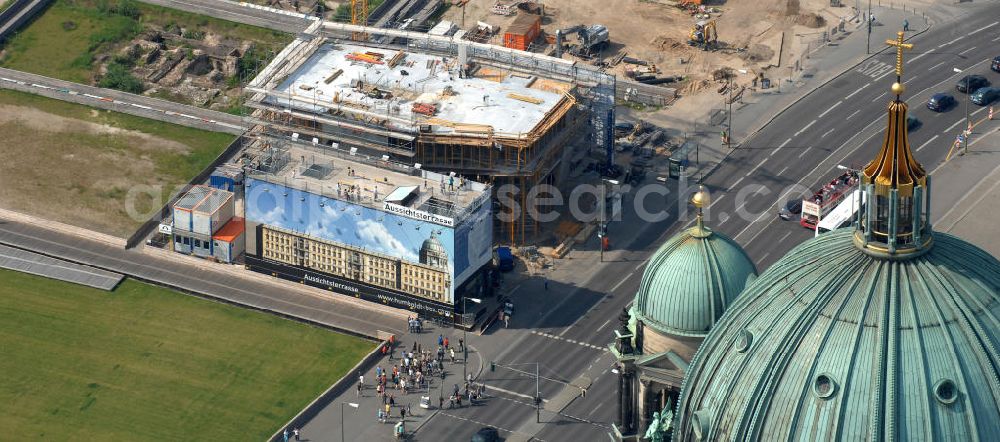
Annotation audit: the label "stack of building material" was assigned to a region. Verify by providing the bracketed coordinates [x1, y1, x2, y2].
[346, 52, 384, 64]
[507, 93, 544, 104]
[412, 102, 437, 116]
[324, 68, 344, 84]
[387, 50, 407, 68]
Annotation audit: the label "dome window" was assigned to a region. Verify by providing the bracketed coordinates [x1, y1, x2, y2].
[813, 373, 837, 399]
[692, 409, 712, 440]
[934, 379, 958, 405]
[734, 329, 753, 353]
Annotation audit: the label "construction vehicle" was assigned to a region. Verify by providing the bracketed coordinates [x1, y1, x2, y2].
[554, 24, 610, 58]
[688, 20, 718, 50]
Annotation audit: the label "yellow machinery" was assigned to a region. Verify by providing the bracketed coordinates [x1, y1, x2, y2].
[351, 0, 368, 41]
[688, 20, 718, 50]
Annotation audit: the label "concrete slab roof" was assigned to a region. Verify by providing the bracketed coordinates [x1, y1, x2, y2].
[271, 43, 571, 136]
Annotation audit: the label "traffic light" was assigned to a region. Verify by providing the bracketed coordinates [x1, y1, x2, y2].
[490, 361, 496, 372]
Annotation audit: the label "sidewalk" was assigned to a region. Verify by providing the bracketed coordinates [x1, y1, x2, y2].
[298, 320, 484, 441]
[625, 4, 932, 182]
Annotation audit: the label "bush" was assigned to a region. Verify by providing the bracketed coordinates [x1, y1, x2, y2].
[182, 29, 205, 40]
[99, 61, 145, 94]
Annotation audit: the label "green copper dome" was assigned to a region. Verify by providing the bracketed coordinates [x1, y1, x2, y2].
[674, 228, 1000, 441]
[633, 224, 758, 338]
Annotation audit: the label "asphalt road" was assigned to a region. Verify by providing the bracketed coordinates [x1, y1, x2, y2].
[700, 10, 1000, 270]
[0, 67, 246, 134]
[137, 0, 313, 34]
[409, 5, 1000, 441]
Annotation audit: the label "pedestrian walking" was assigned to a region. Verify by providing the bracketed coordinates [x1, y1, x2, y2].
[458, 338, 464, 353]
[407, 403, 412, 415]
[400, 407, 406, 420]
[389, 394, 395, 408]
[385, 403, 391, 416]
[359, 373, 365, 387]
[450, 348, 456, 363]
[903, 19, 909, 31]
[357, 382, 363, 397]
[444, 337, 449, 349]
[293, 428, 300, 441]
[439, 396, 444, 409]
[283, 429, 289, 442]
[544, 278, 549, 290]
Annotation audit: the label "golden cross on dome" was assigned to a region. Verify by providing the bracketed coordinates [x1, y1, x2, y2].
[886, 31, 913, 78]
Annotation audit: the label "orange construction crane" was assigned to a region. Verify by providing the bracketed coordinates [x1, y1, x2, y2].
[351, 0, 368, 41]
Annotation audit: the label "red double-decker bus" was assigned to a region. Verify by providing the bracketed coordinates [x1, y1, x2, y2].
[800, 171, 859, 229]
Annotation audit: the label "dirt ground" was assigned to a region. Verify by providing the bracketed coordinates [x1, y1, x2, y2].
[0, 98, 229, 237]
[445, 0, 859, 112]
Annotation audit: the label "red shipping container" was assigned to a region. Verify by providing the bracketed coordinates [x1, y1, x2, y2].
[503, 13, 541, 51]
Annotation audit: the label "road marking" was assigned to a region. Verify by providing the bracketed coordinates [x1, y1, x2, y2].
[610, 271, 633, 292]
[728, 176, 746, 191]
[944, 36, 963, 46]
[532, 330, 607, 351]
[872, 92, 886, 102]
[846, 109, 861, 120]
[745, 158, 768, 177]
[910, 53, 928, 63]
[476, 387, 549, 404]
[844, 83, 869, 100]
[590, 402, 605, 417]
[928, 61, 947, 71]
[945, 119, 965, 132]
[794, 120, 816, 136]
[993, 36, 1000, 42]
[595, 319, 612, 333]
[759, 251, 772, 263]
[779, 231, 792, 243]
[959, 46, 977, 56]
[821, 128, 836, 138]
[973, 106, 987, 115]
[772, 138, 792, 156]
[970, 21, 999, 35]
[817, 100, 842, 118]
[916, 134, 940, 152]
[778, 166, 790, 176]
[798, 146, 811, 158]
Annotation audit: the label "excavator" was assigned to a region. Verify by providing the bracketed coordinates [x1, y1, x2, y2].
[688, 19, 718, 50]
[555, 24, 610, 58]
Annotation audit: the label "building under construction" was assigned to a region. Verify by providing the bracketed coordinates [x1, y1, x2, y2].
[245, 20, 616, 244]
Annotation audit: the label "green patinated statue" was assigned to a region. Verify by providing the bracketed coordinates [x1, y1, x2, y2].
[643, 401, 673, 442]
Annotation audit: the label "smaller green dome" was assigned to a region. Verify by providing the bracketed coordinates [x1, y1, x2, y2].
[633, 224, 758, 338]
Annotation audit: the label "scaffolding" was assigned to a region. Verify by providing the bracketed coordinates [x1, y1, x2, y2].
[245, 20, 617, 245]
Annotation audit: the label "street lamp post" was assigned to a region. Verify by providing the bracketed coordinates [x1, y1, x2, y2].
[866, 0, 872, 54]
[954, 67, 971, 154]
[462, 297, 481, 383]
[341, 402, 358, 442]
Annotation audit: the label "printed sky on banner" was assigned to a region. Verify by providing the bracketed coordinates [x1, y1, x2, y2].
[245, 178, 456, 275]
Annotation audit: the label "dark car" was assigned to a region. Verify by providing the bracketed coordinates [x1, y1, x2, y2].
[779, 199, 802, 221]
[926, 93, 956, 112]
[956, 75, 989, 93]
[471, 427, 500, 442]
[971, 87, 1000, 105]
[992, 56, 1000, 73]
[907, 115, 921, 131]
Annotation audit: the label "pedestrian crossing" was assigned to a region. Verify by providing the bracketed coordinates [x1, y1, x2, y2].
[530, 330, 608, 352]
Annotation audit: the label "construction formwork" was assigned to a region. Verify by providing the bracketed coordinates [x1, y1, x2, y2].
[245, 20, 616, 245]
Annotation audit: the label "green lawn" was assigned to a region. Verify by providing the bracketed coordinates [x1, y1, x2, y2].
[0, 0, 290, 88]
[0, 269, 373, 440]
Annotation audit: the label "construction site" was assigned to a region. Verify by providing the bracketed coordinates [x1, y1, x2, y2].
[244, 16, 616, 245]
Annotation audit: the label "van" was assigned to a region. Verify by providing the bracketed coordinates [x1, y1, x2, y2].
[494, 247, 514, 272]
